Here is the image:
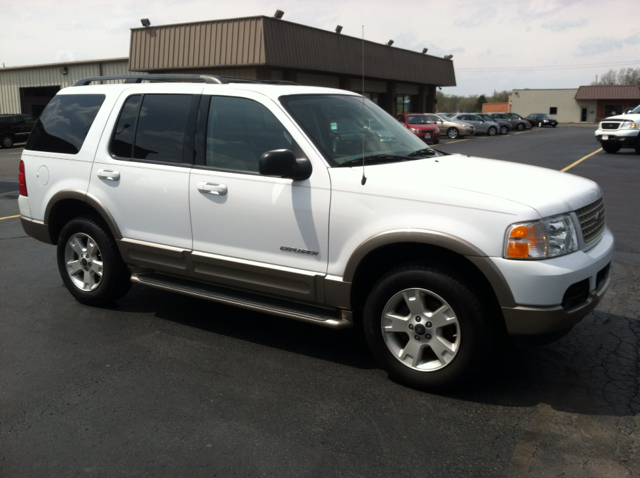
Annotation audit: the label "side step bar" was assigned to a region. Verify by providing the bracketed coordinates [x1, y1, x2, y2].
[131, 272, 353, 329]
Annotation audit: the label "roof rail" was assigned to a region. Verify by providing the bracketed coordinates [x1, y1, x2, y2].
[74, 74, 298, 86]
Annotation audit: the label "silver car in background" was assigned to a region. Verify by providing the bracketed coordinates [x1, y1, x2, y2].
[448, 113, 500, 136]
[424, 113, 475, 139]
[490, 113, 531, 131]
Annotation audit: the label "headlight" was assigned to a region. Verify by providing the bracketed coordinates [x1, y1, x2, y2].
[504, 214, 578, 259]
[434, 127, 440, 133]
[543, 119, 549, 123]
[620, 121, 638, 129]
[410, 128, 420, 133]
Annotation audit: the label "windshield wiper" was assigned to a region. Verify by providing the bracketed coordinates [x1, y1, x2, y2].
[407, 148, 437, 157]
[336, 153, 430, 167]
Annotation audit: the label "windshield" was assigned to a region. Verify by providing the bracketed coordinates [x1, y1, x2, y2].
[280, 94, 436, 167]
[406, 115, 431, 124]
[631, 104, 640, 114]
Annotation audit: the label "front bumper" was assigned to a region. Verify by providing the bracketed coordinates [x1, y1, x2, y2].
[491, 228, 614, 336]
[595, 129, 639, 146]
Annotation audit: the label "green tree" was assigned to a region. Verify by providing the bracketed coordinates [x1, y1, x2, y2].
[475, 95, 487, 112]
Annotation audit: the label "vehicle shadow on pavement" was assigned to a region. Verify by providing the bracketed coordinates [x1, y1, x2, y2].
[448, 310, 639, 417]
[110, 285, 640, 418]
[112, 284, 378, 371]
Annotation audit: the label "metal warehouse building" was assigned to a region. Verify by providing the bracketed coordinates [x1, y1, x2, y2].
[511, 86, 640, 123]
[0, 15, 456, 118]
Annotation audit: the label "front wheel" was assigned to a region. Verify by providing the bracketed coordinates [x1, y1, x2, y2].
[363, 264, 495, 391]
[538, 122, 543, 127]
[516, 123, 525, 131]
[499, 125, 509, 135]
[602, 143, 621, 154]
[431, 138, 440, 145]
[57, 216, 131, 306]
[446, 128, 459, 139]
[487, 126, 497, 136]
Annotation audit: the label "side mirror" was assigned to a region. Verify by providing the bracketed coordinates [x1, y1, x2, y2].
[259, 149, 312, 181]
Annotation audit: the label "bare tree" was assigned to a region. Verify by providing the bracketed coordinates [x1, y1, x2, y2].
[592, 67, 640, 86]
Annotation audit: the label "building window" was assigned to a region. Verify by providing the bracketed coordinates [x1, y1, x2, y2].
[396, 95, 412, 114]
[549, 107, 557, 115]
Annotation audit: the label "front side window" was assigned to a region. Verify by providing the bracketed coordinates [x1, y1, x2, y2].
[110, 94, 193, 163]
[281, 94, 431, 167]
[26, 94, 105, 154]
[205, 96, 293, 172]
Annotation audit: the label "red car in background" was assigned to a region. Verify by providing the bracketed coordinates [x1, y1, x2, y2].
[396, 113, 440, 144]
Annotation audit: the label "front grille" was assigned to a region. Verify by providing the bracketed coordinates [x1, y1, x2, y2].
[601, 122, 620, 130]
[576, 198, 606, 244]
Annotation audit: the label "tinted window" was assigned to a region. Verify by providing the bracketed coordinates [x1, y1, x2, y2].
[205, 96, 292, 172]
[111, 95, 141, 158]
[133, 95, 192, 162]
[26, 94, 105, 154]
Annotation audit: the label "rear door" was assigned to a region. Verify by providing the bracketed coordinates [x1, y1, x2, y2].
[88, 86, 202, 274]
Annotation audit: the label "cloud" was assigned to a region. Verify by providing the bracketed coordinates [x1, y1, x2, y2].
[454, 7, 498, 28]
[541, 18, 588, 32]
[576, 32, 640, 56]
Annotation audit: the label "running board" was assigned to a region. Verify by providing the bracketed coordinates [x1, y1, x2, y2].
[131, 272, 352, 329]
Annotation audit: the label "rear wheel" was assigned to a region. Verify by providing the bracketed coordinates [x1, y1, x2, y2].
[602, 143, 621, 154]
[447, 128, 459, 139]
[1, 134, 13, 148]
[57, 216, 131, 306]
[363, 264, 495, 391]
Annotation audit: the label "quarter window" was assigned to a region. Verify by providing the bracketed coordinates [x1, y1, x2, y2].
[26, 94, 105, 154]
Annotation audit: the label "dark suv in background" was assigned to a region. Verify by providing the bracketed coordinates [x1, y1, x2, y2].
[0, 114, 37, 148]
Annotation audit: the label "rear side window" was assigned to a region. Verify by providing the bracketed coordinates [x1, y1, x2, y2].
[111, 94, 194, 163]
[26, 94, 105, 154]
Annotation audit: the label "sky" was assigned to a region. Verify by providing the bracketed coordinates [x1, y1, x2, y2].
[1, 0, 639, 96]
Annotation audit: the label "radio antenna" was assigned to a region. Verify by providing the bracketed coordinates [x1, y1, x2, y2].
[361, 25, 367, 186]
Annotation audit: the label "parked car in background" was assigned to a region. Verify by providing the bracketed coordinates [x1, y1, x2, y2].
[490, 113, 531, 131]
[396, 113, 440, 144]
[0, 114, 37, 148]
[478, 113, 511, 135]
[525, 113, 558, 128]
[448, 113, 500, 136]
[424, 113, 475, 139]
[595, 103, 640, 154]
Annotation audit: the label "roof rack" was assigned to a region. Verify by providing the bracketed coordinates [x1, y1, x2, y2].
[74, 74, 298, 86]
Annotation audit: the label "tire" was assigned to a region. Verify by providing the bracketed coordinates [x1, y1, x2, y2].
[552, 124, 557, 128]
[363, 263, 495, 391]
[499, 125, 509, 135]
[538, 122, 542, 127]
[487, 126, 497, 136]
[1, 134, 13, 149]
[602, 143, 621, 154]
[635, 143, 640, 155]
[57, 216, 131, 306]
[516, 123, 524, 131]
[446, 128, 459, 139]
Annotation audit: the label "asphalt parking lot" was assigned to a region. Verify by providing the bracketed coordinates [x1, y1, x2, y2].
[1, 125, 639, 477]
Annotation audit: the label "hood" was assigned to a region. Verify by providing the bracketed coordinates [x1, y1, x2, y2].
[329, 153, 600, 219]
[406, 123, 438, 131]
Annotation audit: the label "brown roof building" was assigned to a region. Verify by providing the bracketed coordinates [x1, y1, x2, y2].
[575, 85, 640, 120]
[129, 15, 456, 115]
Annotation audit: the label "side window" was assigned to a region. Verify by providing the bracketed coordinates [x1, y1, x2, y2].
[205, 96, 292, 172]
[26, 94, 105, 154]
[110, 94, 193, 163]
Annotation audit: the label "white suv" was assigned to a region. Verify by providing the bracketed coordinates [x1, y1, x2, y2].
[595, 104, 640, 154]
[19, 74, 614, 391]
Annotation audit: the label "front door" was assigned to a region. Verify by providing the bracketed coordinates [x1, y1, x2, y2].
[581, 107, 588, 122]
[188, 93, 331, 303]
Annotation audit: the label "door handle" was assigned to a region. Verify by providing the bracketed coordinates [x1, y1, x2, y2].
[97, 169, 120, 181]
[197, 182, 227, 196]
